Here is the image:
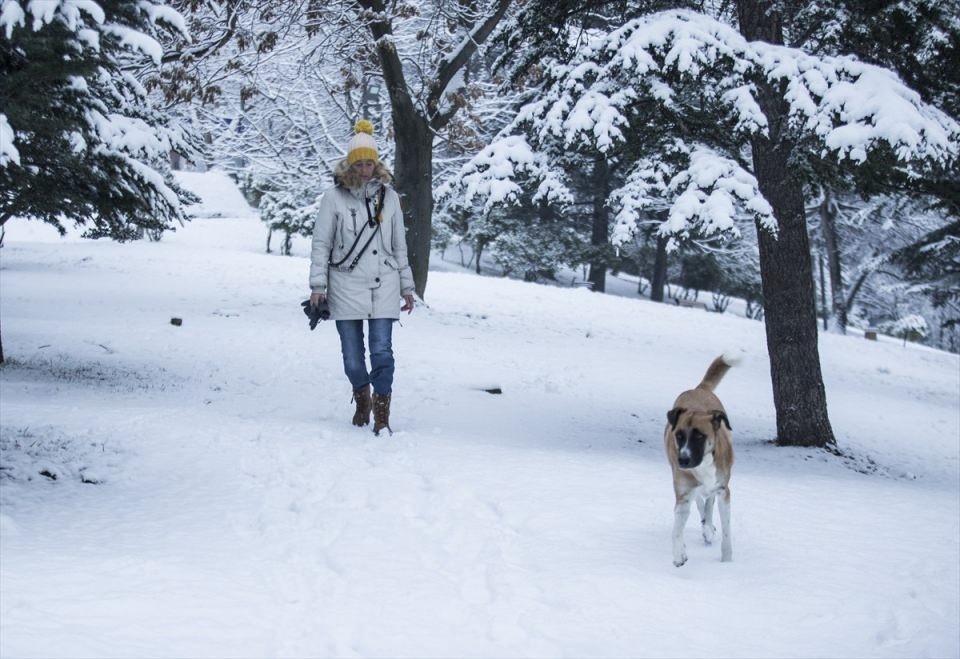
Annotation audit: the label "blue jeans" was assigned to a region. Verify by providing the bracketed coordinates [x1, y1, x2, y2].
[335, 319, 395, 395]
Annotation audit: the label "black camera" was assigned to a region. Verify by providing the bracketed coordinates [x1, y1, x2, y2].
[301, 299, 331, 330]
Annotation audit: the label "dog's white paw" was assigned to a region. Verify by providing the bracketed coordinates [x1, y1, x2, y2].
[702, 523, 716, 545]
[673, 549, 688, 567]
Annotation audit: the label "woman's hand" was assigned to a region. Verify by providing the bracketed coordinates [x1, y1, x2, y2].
[310, 291, 327, 308]
[401, 294, 415, 314]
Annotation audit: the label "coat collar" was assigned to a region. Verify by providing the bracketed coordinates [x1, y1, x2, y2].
[343, 179, 384, 200]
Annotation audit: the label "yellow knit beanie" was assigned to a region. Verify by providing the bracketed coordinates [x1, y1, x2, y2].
[347, 119, 378, 165]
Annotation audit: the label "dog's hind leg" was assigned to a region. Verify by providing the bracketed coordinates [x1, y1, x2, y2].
[672, 497, 692, 567]
[718, 487, 732, 562]
[697, 494, 716, 545]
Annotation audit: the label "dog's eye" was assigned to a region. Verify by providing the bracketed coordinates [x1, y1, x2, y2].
[675, 432, 684, 444]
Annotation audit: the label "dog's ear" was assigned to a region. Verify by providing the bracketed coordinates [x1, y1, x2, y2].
[667, 407, 684, 429]
[711, 411, 731, 431]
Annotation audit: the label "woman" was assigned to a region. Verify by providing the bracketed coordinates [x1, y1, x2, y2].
[309, 120, 415, 435]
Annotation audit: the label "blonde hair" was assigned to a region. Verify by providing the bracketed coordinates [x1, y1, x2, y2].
[334, 158, 393, 190]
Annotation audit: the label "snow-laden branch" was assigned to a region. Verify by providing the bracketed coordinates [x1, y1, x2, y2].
[476, 9, 960, 245]
[1, 0, 196, 234]
[0, 0, 105, 37]
[139, 0, 189, 40]
[102, 22, 164, 64]
[437, 135, 572, 215]
[611, 141, 776, 249]
[85, 109, 171, 159]
[529, 9, 959, 165]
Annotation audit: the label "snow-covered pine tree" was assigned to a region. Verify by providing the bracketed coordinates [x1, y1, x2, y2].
[434, 133, 577, 275]
[259, 187, 320, 256]
[488, 0, 703, 293]
[451, 8, 959, 447]
[784, 0, 960, 119]
[783, 0, 960, 335]
[0, 0, 198, 239]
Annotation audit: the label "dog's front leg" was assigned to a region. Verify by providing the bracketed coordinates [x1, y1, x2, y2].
[698, 495, 716, 545]
[718, 487, 732, 562]
[672, 497, 692, 567]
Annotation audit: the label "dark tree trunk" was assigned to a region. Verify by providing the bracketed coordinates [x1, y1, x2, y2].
[366, 21, 434, 298]
[475, 237, 486, 274]
[650, 234, 668, 302]
[819, 187, 847, 332]
[588, 156, 611, 292]
[738, 0, 836, 447]
[845, 269, 871, 314]
[361, 0, 510, 299]
[392, 111, 433, 298]
[753, 184, 835, 446]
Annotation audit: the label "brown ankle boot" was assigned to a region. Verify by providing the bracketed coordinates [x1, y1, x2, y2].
[351, 385, 371, 426]
[372, 392, 392, 435]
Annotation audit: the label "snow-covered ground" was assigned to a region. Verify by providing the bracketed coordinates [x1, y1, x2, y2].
[1, 172, 957, 658]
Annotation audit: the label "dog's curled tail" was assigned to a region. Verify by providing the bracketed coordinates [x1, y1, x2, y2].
[697, 352, 741, 392]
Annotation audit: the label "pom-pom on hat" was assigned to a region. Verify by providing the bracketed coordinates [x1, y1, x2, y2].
[347, 119, 378, 165]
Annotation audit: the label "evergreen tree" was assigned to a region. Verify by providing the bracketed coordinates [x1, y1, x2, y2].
[0, 1, 197, 364]
[784, 0, 960, 116]
[790, 0, 960, 336]
[259, 187, 319, 256]
[0, 1, 197, 238]
[451, 8, 959, 447]
[490, 0, 701, 291]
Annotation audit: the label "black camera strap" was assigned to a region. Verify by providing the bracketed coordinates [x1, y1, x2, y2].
[329, 186, 387, 271]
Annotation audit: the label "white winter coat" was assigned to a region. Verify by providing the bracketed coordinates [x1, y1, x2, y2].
[309, 179, 415, 320]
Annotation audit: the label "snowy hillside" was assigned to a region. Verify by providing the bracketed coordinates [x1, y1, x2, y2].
[0, 172, 957, 658]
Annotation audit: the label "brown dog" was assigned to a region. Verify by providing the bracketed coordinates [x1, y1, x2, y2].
[664, 354, 737, 567]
